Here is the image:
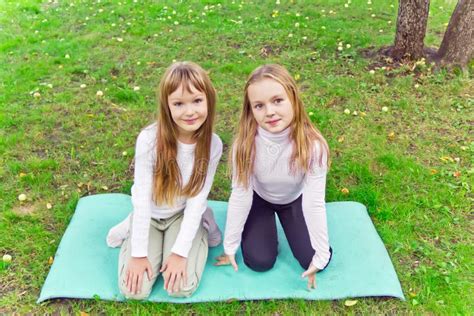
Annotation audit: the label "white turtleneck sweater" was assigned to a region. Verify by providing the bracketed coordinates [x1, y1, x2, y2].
[130, 123, 223, 258]
[223, 126, 331, 270]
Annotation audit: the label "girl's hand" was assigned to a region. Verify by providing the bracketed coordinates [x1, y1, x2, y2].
[126, 257, 153, 295]
[160, 253, 187, 294]
[301, 263, 319, 290]
[214, 253, 238, 271]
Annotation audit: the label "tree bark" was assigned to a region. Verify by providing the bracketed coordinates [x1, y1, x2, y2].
[390, 0, 430, 61]
[436, 0, 474, 68]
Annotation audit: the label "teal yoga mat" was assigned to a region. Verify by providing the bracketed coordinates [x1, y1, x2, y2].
[38, 193, 404, 303]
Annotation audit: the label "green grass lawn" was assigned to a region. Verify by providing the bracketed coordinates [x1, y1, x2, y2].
[0, 0, 472, 314]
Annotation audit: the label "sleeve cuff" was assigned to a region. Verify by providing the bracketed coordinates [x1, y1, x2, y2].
[312, 258, 325, 271]
[311, 247, 332, 270]
[171, 243, 191, 258]
[224, 243, 239, 256]
[131, 247, 148, 258]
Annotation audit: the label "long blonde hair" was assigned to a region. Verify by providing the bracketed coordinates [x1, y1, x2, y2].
[153, 61, 216, 205]
[232, 64, 329, 188]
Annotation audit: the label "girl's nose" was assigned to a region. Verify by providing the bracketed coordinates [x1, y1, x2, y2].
[265, 104, 276, 116]
[184, 104, 195, 115]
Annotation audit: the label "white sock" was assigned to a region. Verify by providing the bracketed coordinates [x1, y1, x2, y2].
[106, 214, 131, 248]
[202, 207, 222, 247]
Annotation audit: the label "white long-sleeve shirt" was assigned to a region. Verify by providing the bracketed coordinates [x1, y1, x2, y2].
[130, 123, 223, 258]
[223, 126, 331, 270]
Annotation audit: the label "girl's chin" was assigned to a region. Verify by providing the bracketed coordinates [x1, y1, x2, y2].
[178, 122, 204, 133]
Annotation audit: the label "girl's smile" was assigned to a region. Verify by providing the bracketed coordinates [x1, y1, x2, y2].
[183, 117, 199, 125]
[266, 118, 281, 126]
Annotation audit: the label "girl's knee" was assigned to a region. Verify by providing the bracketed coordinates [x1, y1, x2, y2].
[168, 277, 199, 298]
[296, 256, 312, 270]
[118, 273, 153, 300]
[119, 283, 152, 300]
[243, 253, 276, 272]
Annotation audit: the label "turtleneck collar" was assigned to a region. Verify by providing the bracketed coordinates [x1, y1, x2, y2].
[257, 125, 291, 143]
[177, 140, 196, 152]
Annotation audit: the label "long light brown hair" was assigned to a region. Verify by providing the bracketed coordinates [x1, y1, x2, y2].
[232, 64, 329, 188]
[153, 61, 216, 205]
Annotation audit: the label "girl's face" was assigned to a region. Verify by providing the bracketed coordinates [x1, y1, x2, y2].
[168, 84, 208, 143]
[247, 78, 294, 134]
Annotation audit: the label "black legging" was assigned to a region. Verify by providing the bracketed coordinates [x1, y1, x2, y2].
[241, 191, 332, 272]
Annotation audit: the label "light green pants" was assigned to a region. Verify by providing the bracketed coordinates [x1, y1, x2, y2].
[118, 211, 208, 299]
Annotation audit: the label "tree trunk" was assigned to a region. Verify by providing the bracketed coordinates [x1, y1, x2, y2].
[436, 0, 474, 68]
[390, 0, 430, 61]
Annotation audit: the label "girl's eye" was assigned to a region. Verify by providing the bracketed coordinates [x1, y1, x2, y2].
[274, 98, 284, 104]
[254, 104, 263, 109]
[194, 98, 203, 103]
[174, 102, 183, 107]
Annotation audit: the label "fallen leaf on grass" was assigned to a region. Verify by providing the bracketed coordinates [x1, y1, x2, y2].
[344, 299, 358, 306]
[440, 156, 454, 162]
